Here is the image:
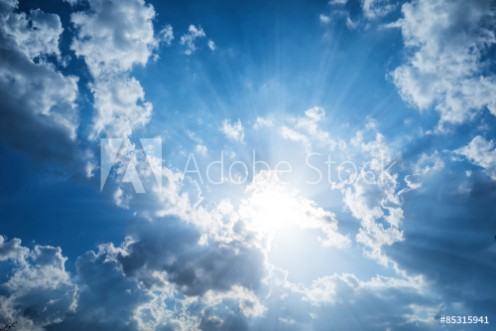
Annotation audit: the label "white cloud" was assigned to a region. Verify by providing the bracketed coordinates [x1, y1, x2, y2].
[70, 0, 157, 142]
[362, 0, 397, 19]
[279, 107, 336, 151]
[221, 119, 245, 142]
[319, 14, 331, 24]
[159, 24, 174, 46]
[454, 136, 496, 180]
[240, 171, 351, 249]
[90, 77, 152, 138]
[0, 237, 77, 330]
[3, 8, 63, 59]
[180, 24, 206, 55]
[253, 116, 274, 129]
[390, 0, 496, 129]
[71, 0, 157, 76]
[207, 39, 216, 51]
[0, 236, 28, 263]
[346, 16, 358, 29]
[63, 0, 79, 5]
[195, 144, 208, 156]
[337, 122, 404, 266]
[280, 126, 307, 144]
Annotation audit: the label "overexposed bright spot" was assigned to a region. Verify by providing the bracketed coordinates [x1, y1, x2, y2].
[240, 171, 350, 249]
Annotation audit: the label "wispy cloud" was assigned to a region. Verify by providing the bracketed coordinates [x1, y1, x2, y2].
[180, 24, 206, 55]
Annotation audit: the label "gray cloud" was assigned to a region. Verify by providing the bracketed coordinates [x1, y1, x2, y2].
[386, 169, 496, 318]
[0, 2, 84, 170]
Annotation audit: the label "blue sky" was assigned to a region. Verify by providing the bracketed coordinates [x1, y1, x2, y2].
[1, 0, 496, 330]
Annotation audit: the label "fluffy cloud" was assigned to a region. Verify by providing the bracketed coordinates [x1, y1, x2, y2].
[71, 0, 157, 140]
[90, 77, 152, 138]
[391, 0, 496, 128]
[41, 213, 265, 331]
[0, 236, 77, 331]
[221, 119, 245, 142]
[454, 135, 496, 180]
[0, 1, 81, 166]
[71, 0, 156, 77]
[336, 121, 404, 266]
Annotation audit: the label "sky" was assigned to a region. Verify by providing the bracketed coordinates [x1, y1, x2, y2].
[0, 0, 496, 330]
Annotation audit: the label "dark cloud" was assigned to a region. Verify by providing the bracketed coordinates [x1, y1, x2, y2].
[118, 217, 265, 296]
[47, 250, 146, 331]
[387, 170, 496, 318]
[0, 2, 86, 174]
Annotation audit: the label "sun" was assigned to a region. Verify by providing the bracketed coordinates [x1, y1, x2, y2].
[239, 170, 350, 251]
[241, 172, 299, 234]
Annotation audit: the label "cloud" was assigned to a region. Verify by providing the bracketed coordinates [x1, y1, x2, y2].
[71, 0, 156, 77]
[221, 119, 245, 142]
[280, 107, 336, 151]
[454, 136, 496, 180]
[117, 217, 265, 297]
[71, 0, 157, 141]
[207, 39, 216, 51]
[0, 1, 86, 171]
[362, 0, 397, 20]
[240, 171, 351, 249]
[386, 167, 496, 320]
[180, 24, 206, 55]
[90, 77, 153, 138]
[159, 24, 174, 47]
[253, 117, 274, 129]
[390, 0, 496, 129]
[333, 121, 404, 266]
[319, 14, 331, 24]
[195, 144, 208, 156]
[264, 269, 437, 331]
[0, 236, 77, 331]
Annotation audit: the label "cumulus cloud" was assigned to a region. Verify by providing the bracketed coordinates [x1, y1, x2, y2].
[390, 0, 496, 129]
[71, 0, 156, 77]
[180, 24, 206, 55]
[0, 236, 77, 331]
[454, 136, 496, 180]
[221, 119, 245, 142]
[90, 77, 153, 139]
[0, 1, 82, 167]
[333, 121, 404, 266]
[71, 0, 157, 140]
